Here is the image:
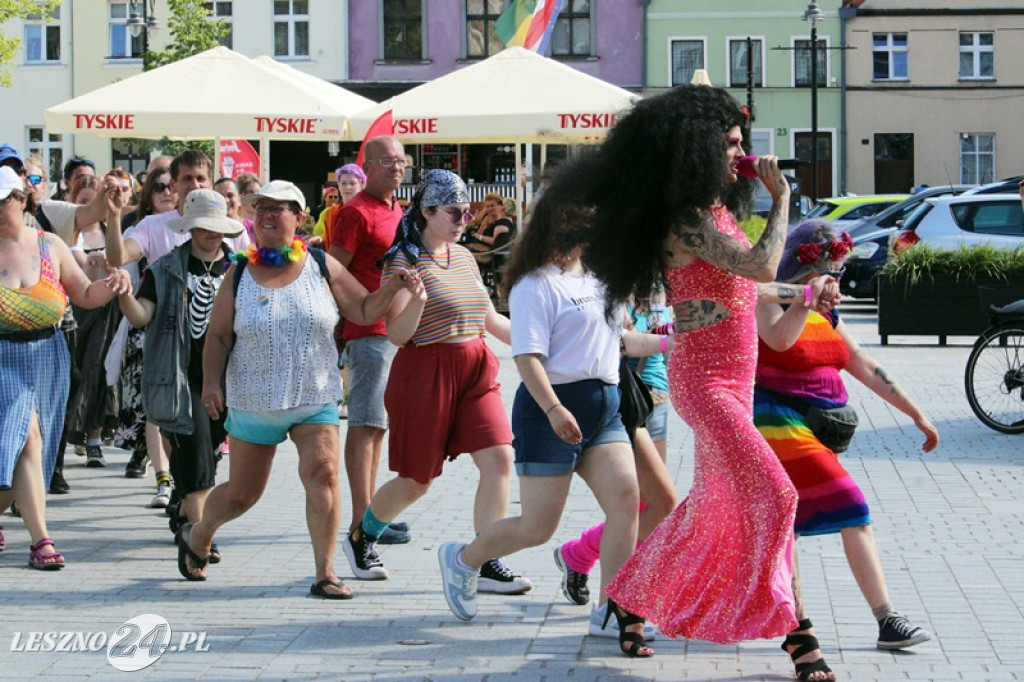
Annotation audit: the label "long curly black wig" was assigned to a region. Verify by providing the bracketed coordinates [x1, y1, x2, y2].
[529, 85, 754, 317]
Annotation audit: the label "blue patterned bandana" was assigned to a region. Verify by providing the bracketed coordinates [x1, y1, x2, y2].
[379, 170, 470, 266]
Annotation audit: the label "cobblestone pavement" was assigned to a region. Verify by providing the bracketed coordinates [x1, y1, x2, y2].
[1, 302, 1021, 680]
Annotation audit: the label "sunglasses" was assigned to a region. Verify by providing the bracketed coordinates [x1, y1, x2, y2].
[440, 207, 473, 222]
[151, 181, 173, 193]
[66, 156, 95, 171]
[27, 174, 43, 186]
[0, 193, 23, 205]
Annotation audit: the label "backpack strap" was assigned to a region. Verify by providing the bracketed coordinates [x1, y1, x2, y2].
[231, 247, 331, 297]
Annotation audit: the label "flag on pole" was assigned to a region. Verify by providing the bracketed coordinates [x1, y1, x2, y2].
[494, 0, 566, 54]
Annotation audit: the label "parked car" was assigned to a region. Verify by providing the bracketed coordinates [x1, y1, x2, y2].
[804, 194, 909, 225]
[890, 193, 1024, 253]
[839, 185, 974, 298]
[962, 176, 1023, 196]
[751, 174, 812, 222]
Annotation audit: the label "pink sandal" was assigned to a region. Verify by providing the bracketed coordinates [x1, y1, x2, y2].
[28, 538, 65, 570]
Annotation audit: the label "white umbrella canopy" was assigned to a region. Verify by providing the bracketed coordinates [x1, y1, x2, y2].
[44, 47, 353, 141]
[251, 56, 375, 116]
[349, 47, 640, 144]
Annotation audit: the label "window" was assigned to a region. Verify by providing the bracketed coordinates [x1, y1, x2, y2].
[274, 0, 309, 58]
[794, 38, 826, 87]
[952, 200, 1024, 237]
[959, 32, 994, 80]
[25, 126, 64, 183]
[383, 0, 423, 60]
[960, 133, 995, 185]
[670, 39, 705, 86]
[729, 38, 762, 87]
[203, 1, 233, 49]
[466, 0, 509, 60]
[109, 2, 143, 59]
[872, 33, 908, 80]
[24, 6, 60, 63]
[551, 0, 591, 57]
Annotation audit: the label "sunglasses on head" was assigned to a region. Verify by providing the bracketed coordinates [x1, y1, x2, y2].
[151, 181, 172, 193]
[66, 156, 95, 171]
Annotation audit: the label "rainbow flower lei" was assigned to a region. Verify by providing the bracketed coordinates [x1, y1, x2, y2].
[232, 237, 307, 267]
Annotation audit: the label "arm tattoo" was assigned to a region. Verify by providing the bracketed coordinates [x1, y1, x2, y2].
[874, 366, 899, 395]
[677, 202, 788, 279]
[673, 299, 731, 332]
[756, 283, 800, 303]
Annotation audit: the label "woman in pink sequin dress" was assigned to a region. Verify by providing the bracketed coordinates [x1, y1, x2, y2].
[569, 86, 820, 645]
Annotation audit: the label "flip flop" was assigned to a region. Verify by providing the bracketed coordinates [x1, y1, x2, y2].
[176, 523, 209, 582]
[310, 578, 355, 600]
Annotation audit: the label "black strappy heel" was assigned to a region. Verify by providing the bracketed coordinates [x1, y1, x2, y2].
[602, 599, 654, 658]
[782, 618, 835, 681]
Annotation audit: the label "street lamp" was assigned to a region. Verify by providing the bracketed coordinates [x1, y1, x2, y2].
[126, 0, 160, 55]
[803, 1, 824, 200]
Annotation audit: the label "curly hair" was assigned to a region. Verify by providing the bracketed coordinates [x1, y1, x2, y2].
[542, 85, 754, 316]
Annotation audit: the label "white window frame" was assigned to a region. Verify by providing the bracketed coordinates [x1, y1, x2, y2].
[204, 1, 233, 49]
[273, 0, 310, 59]
[959, 31, 994, 80]
[108, 1, 141, 61]
[24, 6, 61, 64]
[726, 36, 765, 88]
[959, 132, 996, 186]
[792, 35, 829, 88]
[25, 125, 65, 185]
[668, 37, 706, 87]
[872, 32, 908, 81]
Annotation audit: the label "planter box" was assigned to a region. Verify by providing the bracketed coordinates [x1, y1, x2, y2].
[877, 274, 998, 345]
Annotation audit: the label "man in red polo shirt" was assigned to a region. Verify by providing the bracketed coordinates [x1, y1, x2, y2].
[329, 136, 411, 579]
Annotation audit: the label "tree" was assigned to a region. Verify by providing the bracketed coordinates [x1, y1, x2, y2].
[0, 0, 62, 87]
[121, 0, 229, 158]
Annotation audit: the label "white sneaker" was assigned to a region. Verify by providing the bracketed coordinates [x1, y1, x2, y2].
[149, 482, 171, 509]
[438, 542, 478, 621]
[588, 603, 658, 640]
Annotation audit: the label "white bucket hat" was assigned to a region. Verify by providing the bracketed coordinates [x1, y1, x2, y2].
[240, 179, 306, 211]
[168, 189, 245, 235]
[0, 166, 23, 200]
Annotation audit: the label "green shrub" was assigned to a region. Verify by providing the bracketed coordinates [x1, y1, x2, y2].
[879, 243, 1024, 289]
[739, 214, 767, 243]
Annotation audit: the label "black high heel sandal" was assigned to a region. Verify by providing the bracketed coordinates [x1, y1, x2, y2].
[602, 599, 654, 658]
[782, 618, 835, 681]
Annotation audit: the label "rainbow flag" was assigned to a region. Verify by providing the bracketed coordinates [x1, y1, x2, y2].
[494, 0, 566, 53]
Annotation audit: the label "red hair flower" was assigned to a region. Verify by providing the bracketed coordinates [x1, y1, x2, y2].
[797, 242, 823, 265]
[828, 232, 854, 260]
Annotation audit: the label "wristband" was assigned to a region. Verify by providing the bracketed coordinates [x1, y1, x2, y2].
[803, 284, 813, 308]
[653, 322, 675, 336]
[545, 403, 561, 416]
[659, 335, 668, 354]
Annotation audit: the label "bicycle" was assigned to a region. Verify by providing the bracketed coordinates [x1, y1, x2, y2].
[964, 286, 1024, 434]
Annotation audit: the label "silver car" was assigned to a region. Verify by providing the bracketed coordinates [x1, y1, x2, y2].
[891, 193, 1024, 252]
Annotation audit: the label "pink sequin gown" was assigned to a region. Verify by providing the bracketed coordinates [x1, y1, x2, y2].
[605, 206, 798, 643]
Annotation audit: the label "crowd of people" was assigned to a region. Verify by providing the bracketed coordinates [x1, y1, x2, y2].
[0, 84, 942, 678]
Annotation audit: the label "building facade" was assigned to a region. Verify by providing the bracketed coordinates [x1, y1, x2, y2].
[843, 1, 1024, 193]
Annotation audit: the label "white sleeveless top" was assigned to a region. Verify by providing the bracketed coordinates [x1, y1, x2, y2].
[227, 256, 342, 412]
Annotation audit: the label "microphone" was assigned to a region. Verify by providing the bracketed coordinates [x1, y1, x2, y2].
[737, 156, 807, 178]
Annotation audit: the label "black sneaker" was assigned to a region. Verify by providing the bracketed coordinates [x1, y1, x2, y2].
[85, 445, 105, 468]
[49, 467, 70, 494]
[877, 612, 932, 650]
[553, 547, 591, 605]
[125, 450, 149, 478]
[342, 531, 388, 580]
[478, 557, 533, 594]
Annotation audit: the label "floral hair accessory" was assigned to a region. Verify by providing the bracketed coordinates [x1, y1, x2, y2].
[828, 232, 854, 261]
[797, 242, 822, 265]
[232, 237, 307, 267]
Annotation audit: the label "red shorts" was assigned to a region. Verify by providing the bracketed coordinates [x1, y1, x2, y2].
[384, 337, 512, 484]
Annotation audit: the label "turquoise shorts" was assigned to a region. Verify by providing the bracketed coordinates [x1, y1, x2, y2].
[226, 403, 339, 445]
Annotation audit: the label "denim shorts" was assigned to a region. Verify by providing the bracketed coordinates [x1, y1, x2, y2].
[512, 379, 630, 476]
[226, 403, 339, 445]
[345, 335, 397, 429]
[645, 394, 669, 444]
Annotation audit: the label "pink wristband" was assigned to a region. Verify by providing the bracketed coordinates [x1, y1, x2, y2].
[659, 335, 668, 354]
[803, 285, 813, 308]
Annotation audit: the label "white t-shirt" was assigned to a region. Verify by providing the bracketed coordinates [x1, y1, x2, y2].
[129, 210, 250, 263]
[509, 264, 621, 385]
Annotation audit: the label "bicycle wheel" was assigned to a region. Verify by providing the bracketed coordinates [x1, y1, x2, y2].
[964, 323, 1024, 434]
